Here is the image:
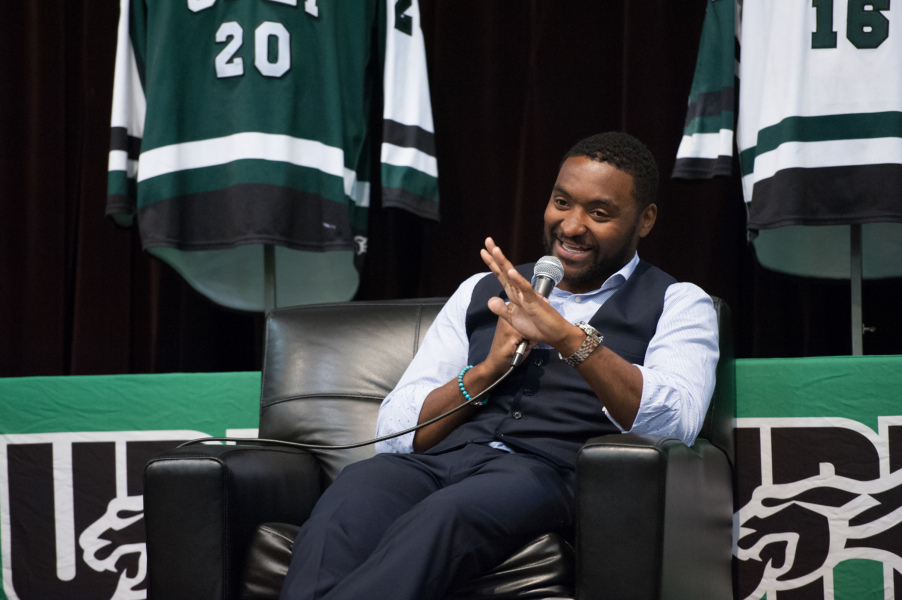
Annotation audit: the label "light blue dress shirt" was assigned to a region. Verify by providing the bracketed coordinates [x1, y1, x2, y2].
[375, 253, 719, 454]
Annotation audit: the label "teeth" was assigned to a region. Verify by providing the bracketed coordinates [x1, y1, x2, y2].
[560, 240, 588, 253]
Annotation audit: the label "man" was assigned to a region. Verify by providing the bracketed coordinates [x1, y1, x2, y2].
[279, 132, 719, 600]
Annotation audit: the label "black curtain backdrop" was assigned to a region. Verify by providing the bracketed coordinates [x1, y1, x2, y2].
[2, 1, 900, 377]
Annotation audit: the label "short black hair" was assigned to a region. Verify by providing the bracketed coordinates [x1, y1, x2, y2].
[561, 132, 658, 208]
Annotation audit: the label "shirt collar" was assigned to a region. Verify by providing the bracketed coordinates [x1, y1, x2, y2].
[551, 252, 640, 298]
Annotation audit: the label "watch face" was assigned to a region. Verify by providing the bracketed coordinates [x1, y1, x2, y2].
[577, 322, 600, 341]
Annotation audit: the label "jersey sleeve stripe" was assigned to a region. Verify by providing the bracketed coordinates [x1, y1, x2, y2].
[380, 143, 438, 178]
[672, 156, 733, 180]
[683, 113, 736, 137]
[382, 119, 435, 156]
[108, 150, 139, 180]
[676, 131, 734, 160]
[110, 127, 142, 161]
[683, 86, 735, 126]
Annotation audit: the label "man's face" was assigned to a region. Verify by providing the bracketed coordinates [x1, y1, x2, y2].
[542, 156, 656, 294]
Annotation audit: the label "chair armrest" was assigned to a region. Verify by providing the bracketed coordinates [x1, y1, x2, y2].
[144, 444, 322, 600]
[575, 433, 732, 600]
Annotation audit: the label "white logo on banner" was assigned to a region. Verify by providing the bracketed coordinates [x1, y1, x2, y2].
[0, 430, 265, 600]
[736, 416, 902, 600]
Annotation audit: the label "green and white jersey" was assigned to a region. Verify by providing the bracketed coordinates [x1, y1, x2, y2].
[675, 0, 902, 279]
[107, 0, 438, 309]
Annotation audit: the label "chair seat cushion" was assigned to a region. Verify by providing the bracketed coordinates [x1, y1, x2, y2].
[240, 522, 574, 599]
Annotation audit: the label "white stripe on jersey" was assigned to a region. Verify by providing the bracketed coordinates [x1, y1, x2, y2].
[380, 143, 439, 178]
[676, 130, 734, 160]
[108, 150, 138, 179]
[344, 176, 371, 208]
[137, 132, 346, 183]
[742, 137, 902, 202]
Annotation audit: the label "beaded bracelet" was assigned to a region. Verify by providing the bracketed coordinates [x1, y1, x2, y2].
[458, 365, 485, 405]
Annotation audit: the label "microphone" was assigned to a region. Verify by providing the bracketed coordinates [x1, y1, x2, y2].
[511, 255, 564, 367]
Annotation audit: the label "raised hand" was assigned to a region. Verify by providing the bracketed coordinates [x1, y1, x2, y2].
[479, 237, 572, 349]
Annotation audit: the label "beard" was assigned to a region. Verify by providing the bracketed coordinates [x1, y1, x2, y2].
[541, 229, 637, 292]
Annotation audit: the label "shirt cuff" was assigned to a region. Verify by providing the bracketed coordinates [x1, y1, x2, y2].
[375, 383, 438, 454]
[625, 365, 705, 446]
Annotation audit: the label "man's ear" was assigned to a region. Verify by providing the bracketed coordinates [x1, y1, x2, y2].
[638, 203, 657, 239]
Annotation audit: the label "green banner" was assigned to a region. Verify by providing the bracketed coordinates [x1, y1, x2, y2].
[2, 357, 901, 599]
[0, 372, 260, 600]
[734, 356, 902, 600]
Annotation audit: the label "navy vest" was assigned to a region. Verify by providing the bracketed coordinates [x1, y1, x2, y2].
[426, 260, 677, 469]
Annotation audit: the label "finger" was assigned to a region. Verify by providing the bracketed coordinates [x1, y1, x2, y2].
[483, 238, 518, 291]
[480, 248, 503, 278]
[490, 244, 516, 275]
[490, 247, 534, 295]
[486, 296, 510, 319]
[495, 314, 531, 348]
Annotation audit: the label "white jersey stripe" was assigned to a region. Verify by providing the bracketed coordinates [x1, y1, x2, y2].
[343, 173, 371, 208]
[137, 132, 346, 183]
[108, 150, 138, 179]
[380, 143, 439, 178]
[676, 130, 734, 160]
[742, 137, 902, 201]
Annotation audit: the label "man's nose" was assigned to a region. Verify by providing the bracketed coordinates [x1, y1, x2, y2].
[560, 210, 587, 236]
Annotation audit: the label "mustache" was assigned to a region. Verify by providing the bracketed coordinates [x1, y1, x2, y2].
[552, 233, 595, 250]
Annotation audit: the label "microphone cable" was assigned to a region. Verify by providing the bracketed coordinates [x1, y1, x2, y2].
[177, 365, 516, 451]
[178, 254, 562, 452]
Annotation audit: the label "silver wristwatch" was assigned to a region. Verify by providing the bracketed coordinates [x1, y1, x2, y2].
[560, 322, 603, 367]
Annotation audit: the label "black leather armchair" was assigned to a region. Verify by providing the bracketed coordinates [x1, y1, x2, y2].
[144, 297, 735, 600]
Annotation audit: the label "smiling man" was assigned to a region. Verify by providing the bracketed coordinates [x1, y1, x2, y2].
[279, 132, 719, 600]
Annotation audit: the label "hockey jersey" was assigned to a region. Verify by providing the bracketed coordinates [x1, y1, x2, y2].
[674, 0, 902, 279]
[107, 0, 439, 309]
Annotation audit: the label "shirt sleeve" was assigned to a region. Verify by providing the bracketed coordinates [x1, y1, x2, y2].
[615, 282, 719, 446]
[374, 273, 485, 453]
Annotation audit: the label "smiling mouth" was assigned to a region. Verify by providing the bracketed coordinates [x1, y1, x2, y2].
[555, 237, 594, 258]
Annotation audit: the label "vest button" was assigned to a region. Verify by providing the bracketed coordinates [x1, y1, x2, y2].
[533, 357, 544, 366]
[523, 388, 534, 396]
[513, 411, 523, 419]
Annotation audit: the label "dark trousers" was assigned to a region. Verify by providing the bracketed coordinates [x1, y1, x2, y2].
[278, 443, 576, 600]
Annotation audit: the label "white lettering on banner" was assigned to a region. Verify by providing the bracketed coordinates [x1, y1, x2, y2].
[736, 416, 902, 600]
[52, 442, 75, 582]
[79, 496, 146, 600]
[0, 431, 210, 600]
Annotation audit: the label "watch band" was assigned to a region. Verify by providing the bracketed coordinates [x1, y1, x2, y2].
[560, 322, 603, 367]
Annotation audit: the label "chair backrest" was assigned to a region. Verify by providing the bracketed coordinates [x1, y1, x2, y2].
[259, 296, 735, 481]
[260, 299, 447, 481]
